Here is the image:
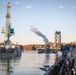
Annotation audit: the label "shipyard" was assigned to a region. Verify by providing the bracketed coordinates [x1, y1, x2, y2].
[0, 0, 76, 75]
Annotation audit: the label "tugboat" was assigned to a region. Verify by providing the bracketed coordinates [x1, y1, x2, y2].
[53, 50, 57, 53]
[0, 2, 22, 59]
[37, 48, 44, 53]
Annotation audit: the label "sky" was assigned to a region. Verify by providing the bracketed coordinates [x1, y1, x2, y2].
[0, 0, 76, 45]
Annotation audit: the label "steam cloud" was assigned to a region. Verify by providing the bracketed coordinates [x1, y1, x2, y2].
[31, 27, 49, 43]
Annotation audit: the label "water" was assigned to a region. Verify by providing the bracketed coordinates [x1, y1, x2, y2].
[0, 51, 56, 75]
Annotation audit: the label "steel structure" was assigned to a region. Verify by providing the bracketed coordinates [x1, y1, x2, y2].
[1, 2, 14, 46]
[54, 31, 61, 49]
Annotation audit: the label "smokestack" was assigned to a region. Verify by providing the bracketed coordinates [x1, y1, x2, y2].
[31, 27, 49, 44]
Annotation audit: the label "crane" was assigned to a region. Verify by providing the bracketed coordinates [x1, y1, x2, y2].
[1, 2, 14, 46]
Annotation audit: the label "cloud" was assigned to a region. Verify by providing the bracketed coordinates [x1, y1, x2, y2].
[59, 6, 64, 9]
[71, 5, 76, 9]
[25, 5, 32, 8]
[14, 2, 20, 4]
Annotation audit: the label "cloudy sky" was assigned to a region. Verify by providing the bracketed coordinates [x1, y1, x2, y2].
[0, 0, 76, 45]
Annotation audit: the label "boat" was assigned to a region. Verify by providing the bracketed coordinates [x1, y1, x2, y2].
[37, 47, 51, 53]
[0, 45, 22, 59]
[37, 48, 44, 53]
[38, 49, 44, 53]
[53, 50, 57, 53]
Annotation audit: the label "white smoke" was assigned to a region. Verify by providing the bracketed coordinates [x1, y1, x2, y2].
[31, 27, 49, 43]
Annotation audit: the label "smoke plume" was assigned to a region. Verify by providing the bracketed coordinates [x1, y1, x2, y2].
[31, 27, 49, 43]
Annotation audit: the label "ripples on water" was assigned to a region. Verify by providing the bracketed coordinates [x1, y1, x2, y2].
[0, 51, 56, 75]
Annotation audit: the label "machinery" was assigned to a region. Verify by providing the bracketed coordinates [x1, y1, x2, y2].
[1, 2, 14, 46]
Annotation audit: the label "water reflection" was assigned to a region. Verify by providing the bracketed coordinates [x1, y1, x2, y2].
[0, 51, 56, 75]
[1, 59, 13, 75]
[43, 53, 56, 66]
[45, 54, 50, 63]
[0, 57, 21, 75]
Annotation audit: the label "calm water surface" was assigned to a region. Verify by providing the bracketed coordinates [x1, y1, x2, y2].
[0, 51, 56, 75]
